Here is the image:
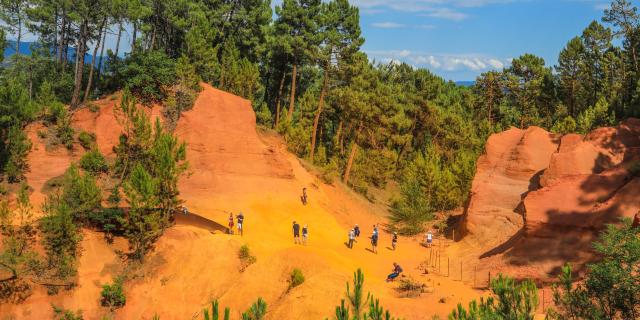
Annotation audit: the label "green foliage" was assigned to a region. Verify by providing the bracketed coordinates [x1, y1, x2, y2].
[79, 150, 108, 175]
[77, 131, 96, 150]
[55, 107, 75, 150]
[288, 268, 305, 290]
[242, 298, 267, 320]
[60, 164, 102, 221]
[101, 277, 126, 309]
[255, 102, 273, 127]
[114, 93, 188, 259]
[551, 116, 578, 134]
[330, 268, 399, 320]
[576, 97, 616, 133]
[3, 126, 32, 182]
[113, 50, 177, 104]
[239, 244, 257, 271]
[40, 198, 82, 280]
[52, 305, 83, 320]
[449, 275, 538, 320]
[203, 300, 230, 320]
[547, 220, 640, 320]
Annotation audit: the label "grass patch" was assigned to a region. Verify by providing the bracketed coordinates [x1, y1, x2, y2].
[239, 244, 256, 272]
[288, 268, 305, 291]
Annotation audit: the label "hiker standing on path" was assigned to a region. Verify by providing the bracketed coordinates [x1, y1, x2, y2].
[386, 263, 403, 282]
[237, 212, 244, 236]
[293, 221, 301, 244]
[181, 205, 189, 215]
[228, 213, 234, 234]
[354, 224, 360, 240]
[371, 231, 378, 254]
[301, 187, 308, 205]
[348, 229, 355, 249]
[391, 232, 398, 251]
[302, 225, 308, 245]
[425, 230, 433, 248]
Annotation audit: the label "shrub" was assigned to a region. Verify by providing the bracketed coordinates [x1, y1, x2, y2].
[101, 278, 126, 309]
[242, 298, 267, 320]
[79, 150, 108, 174]
[51, 305, 83, 320]
[40, 199, 82, 280]
[238, 244, 256, 271]
[288, 268, 305, 290]
[113, 50, 176, 104]
[254, 102, 272, 127]
[4, 126, 32, 183]
[450, 275, 538, 320]
[87, 207, 124, 239]
[55, 109, 75, 150]
[397, 277, 426, 298]
[77, 131, 96, 150]
[87, 103, 100, 113]
[60, 164, 102, 221]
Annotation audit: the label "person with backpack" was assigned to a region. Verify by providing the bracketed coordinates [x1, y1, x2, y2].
[391, 232, 398, 251]
[302, 225, 308, 245]
[293, 221, 301, 244]
[371, 231, 378, 254]
[386, 263, 403, 282]
[228, 213, 234, 234]
[236, 212, 245, 236]
[348, 229, 355, 249]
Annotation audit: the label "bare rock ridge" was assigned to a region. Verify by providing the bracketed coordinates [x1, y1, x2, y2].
[464, 119, 640, 267]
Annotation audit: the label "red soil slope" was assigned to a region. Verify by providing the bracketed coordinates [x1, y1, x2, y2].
[464, 119, 640, 277]
[3, 84, 485, 319]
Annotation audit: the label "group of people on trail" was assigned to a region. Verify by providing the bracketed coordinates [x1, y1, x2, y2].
[292, 221, 308, 245]
[347, 224, 401, 254]
[228, 212, 245, 236]
[347, 224, 361, 248]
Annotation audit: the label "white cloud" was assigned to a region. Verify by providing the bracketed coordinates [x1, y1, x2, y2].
[423, 8, 468, 21]
[371, 22, 407, 29]
[366, 50, 509, 73]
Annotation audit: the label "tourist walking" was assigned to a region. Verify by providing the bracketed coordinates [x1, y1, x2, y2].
[354, 224, 360, 239]
[391, 232, 398, 251]
[237, 212, 244, 236]
[371, 231, 378, 254]
[302, 225, 308, 245]
[293, 221, 301, 244]
[348, 229, 355, 249]
[228, 213, 234, 234]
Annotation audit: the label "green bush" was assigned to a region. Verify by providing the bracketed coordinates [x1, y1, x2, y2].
[4, 126, 32, 183]
[288, 268, 305, 290]
[88, 207, 124, 238]
[55, 109, 75, 150]
[77, 131, 96, 150]
[40, 199, 82, 280]
[254, 102, 272, 126]
[239, 244, 257, 271]
[101, 278, 126, 309]
[79, 150, 108, 174]
[51, 305, 83, 320]
[450, 275, 538, 320]
[113, 50, 177, 104]
[60, 164, 102, 221]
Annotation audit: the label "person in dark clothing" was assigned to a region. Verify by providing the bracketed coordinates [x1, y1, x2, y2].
[391, 232, 398, 250]
[386, 263, 403, 282]
[301, 188, 308, 205]
[354, 224, 360, 239]
[293, 221, 301, 244]
[371, 232, 378, 254]
[302, 225, 308, 245]
[236, 212, 244, 236]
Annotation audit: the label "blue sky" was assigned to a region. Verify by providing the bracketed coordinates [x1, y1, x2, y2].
[357, 0, 611, 80]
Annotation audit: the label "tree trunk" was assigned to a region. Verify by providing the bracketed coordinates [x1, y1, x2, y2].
[57, 12, 66, 63]
[84, 20, 106, 103]
[16, 16, 22, 55]
[71, 20, 88, 108]
[131, 22, 137, 54]
[343, 141, 358, 184]
[335, 120, 343, 154]
[96, 22, 108, 85]
[275, 71, 286, 128]
[310, 65, 329, 162]
[287, 64, 298, 121]
[114, 21, 123, 58]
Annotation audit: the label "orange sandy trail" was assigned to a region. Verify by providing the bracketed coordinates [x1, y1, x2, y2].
[3, 84, 485, 319]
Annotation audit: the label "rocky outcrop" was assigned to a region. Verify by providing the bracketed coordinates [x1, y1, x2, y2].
[465, 119, 640, 263]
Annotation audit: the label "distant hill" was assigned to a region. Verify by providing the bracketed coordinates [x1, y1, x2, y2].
[455, 80, 475, 87]
[3, 41, 105, 65]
